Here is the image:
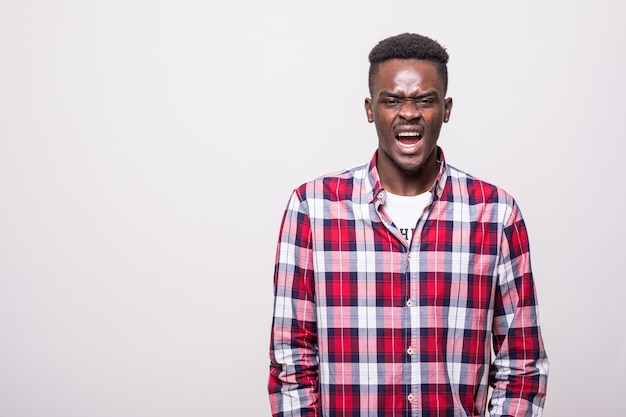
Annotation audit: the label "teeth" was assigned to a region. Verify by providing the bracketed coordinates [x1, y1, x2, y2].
[397, 132, 421, 137]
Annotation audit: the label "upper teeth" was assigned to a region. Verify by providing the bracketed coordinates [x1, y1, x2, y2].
[398, 132, 420, 137]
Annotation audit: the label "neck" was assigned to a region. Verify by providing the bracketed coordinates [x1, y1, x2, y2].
[377, 150, 440, 196]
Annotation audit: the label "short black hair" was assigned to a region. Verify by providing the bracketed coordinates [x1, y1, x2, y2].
[368, 33, 449, 95]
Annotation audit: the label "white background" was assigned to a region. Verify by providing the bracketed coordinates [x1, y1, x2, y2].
[1, 1, 624, 416]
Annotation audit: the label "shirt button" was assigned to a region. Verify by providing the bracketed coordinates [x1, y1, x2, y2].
[377, 190, 386, 200]
[407, 346, 414, 355]
[407, 393, 414, 403]
[406, 299, 413, 307]
[407, 254, 412, 260]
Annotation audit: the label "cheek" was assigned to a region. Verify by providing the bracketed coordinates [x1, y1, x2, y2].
[426, 114, 444, 131]
[376, 113, 394, 128]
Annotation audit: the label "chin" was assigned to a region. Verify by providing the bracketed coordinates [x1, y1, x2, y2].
[392, 157, 426, 173]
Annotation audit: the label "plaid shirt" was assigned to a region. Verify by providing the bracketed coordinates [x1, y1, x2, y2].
[268, 149, 548, 416]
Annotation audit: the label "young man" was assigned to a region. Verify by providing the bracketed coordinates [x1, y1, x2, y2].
[268, 33, 548, 416]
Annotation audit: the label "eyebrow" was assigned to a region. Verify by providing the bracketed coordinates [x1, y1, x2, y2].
[379, 90, 439, 99]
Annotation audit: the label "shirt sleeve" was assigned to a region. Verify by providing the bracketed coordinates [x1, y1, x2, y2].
[489, 201, 549, 416]
[268, 190, 320, 417]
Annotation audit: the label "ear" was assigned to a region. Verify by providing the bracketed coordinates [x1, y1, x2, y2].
[443, 97, 453, 123]
[364, 98, 374, 123]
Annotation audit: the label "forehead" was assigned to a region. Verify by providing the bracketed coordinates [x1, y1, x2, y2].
[372, 59, 444, 94]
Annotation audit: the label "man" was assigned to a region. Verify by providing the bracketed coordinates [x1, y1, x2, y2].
[268, 33, 548, 416]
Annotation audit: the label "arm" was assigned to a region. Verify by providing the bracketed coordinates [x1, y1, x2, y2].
[489, 202, 549, 416]
[268, 191, 319, 417]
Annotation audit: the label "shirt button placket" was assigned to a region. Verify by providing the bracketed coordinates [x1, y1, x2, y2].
[406, 248, 420, 416]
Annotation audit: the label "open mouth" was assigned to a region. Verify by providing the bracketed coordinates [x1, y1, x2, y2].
[396, 131, 422, 147]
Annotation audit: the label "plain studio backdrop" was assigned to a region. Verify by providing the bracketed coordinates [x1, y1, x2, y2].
[0, 1, 624, 416]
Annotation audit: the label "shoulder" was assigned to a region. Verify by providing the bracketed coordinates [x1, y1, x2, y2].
[444, 164, 516, 207]
[293, 163, 370, 202]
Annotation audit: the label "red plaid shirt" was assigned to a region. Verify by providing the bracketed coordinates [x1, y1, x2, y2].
[268, 149, 548, 416]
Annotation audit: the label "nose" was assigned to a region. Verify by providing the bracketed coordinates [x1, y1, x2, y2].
[398, 100, 421, 121]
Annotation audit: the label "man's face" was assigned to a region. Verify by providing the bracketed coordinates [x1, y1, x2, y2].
[365, 59, 452, 185]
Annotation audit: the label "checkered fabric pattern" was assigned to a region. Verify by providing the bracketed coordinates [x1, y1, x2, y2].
[268, 148, 548, 417]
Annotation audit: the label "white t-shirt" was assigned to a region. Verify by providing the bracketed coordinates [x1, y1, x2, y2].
[384, 190, 432, 243]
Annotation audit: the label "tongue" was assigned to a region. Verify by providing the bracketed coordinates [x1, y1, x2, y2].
[399, 137, 420, 145]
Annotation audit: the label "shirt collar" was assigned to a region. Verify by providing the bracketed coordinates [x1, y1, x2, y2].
[367, 146, 449, 203]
